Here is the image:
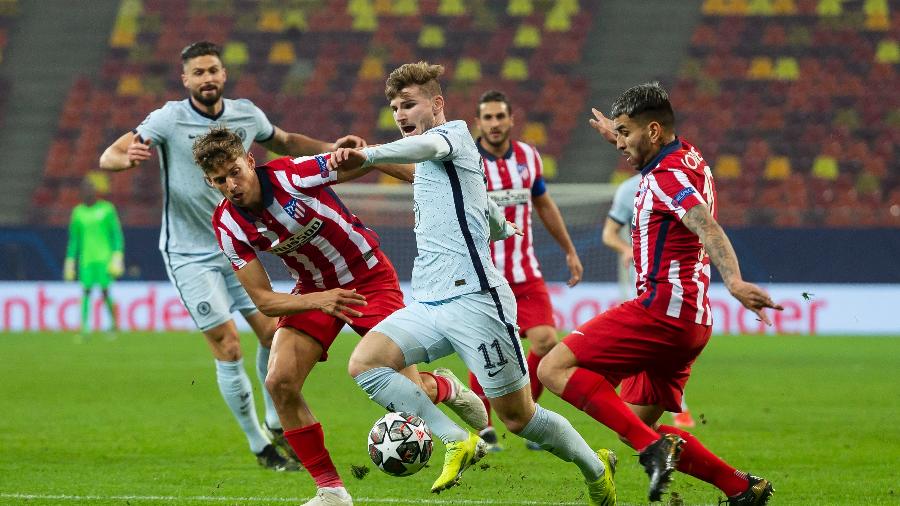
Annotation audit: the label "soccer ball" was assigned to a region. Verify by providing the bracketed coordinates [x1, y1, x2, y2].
[367, 411, 433, 476]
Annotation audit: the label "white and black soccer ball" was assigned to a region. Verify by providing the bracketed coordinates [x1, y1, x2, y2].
[367, 411, 433, 477]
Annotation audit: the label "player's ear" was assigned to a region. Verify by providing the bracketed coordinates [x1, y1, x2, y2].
[432, 95, 444, 115]
[181, 72, 189, 89]
[647, 121, 662, 144]
[246, 152, 255, 168]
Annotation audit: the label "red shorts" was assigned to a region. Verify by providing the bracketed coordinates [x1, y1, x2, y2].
[510, 277, 555, 334]
[562, 299, 711, 412]
[276, 250, 405, 361]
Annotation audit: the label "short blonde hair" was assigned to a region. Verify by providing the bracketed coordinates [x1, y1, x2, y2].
[385, 61, 444, 99]
[192, 126, 246, 173]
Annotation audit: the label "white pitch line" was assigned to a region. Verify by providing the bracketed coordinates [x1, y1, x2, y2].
[0, 493, 588, 505]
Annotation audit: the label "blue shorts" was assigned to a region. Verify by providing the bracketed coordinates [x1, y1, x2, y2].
[163, 251, 257, 331]
[372, 284, 529, 398]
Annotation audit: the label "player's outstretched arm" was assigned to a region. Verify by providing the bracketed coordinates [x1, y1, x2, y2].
[533, 192, 583, 286]
[99, 131, 152, 171]
[234, 258, 366, 323]
[261, 126, 367, 157]
[681, 205, 783, 324]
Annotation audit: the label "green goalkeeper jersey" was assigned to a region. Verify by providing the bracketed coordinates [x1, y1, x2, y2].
[66, 200, 124, 265]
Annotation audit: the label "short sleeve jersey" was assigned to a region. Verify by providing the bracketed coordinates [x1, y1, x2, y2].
[480, 140, 545, 284]
[633, 138, 716, 325]
[134, 98, 275, 255]
[410, 120, 507, 302]
[212, 154, 382, 290]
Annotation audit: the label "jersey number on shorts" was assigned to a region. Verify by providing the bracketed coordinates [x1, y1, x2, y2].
[478, 339, 509, 369]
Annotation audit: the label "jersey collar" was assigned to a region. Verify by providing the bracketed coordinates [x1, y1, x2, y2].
[476, 138, 513, 162]
[640, 137, 681, 176]
[187, 98, 226, 121]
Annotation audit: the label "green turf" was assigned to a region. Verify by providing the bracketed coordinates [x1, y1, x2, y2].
[0, 332, 897, 505]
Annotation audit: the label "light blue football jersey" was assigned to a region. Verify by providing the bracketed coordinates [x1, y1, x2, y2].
[408, 120, 508, 302]
[134, 98, 274, 255]
[608, 173, 641, 231]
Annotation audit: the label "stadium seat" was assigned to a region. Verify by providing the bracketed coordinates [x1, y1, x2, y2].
[816, 0, 842, 16]
[501, 57, 528, 81]
[545, 5, 572, 31]
[454, 57, 482, 82]
[390, 0, 419, 16]
[764, 156, 792, 180]
[812, 155, 840, 180]
[748, 0, 776, 15]
[521, 122, 547, 147]
[772, 0, 798, 14]
[747, 56, 775, 79]
[437, 0, 465, 16]
[513, 24, 541, 48]
[116, 75, 144, 96]
[773, 56, 800, 80]
[268, 41, 296, 64]
[715, 155, 743, 179]
[875, 39, 899, 64]
[358, 55, 385, 80]
[222, 41, 249, 66]
[507, 0, 533, 16]
[418, 25, 445, 48]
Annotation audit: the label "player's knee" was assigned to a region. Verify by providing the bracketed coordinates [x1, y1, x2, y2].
[536, 353, 563, 395]
[207, 332, 243, 361]
[264, 368, 298, 402]
[347, 350, 377, 378]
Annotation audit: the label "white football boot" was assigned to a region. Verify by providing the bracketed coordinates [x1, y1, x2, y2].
[433, 368, 489, 431]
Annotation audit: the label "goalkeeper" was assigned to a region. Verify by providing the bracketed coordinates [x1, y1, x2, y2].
[64, 177, 124, 334]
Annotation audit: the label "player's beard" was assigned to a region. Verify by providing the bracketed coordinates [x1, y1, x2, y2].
[192, 85, 222, 107]
[484, 130, 509, 149]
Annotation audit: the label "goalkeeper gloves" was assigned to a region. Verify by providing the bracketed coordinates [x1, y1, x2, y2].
[108, 251, 124, 278]
[63, 258, 76, 281]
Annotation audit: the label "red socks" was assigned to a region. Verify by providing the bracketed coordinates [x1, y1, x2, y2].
[526, 350, 544, 401]
[468, 372, 493, 427]
[421, 372, 452, 404]
[657, 425, 749, 497]
[284, 423, 343, 489]
[561, 367, 660, 450]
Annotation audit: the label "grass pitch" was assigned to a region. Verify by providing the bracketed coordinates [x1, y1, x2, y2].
[0, 331, 897, 505]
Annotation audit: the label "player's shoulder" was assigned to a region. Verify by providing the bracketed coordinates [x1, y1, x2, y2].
[225, 97, 263, 113]
[649, 139, 706, 174]
[211, 197, 234, 224]
[512, 139, 540, 157]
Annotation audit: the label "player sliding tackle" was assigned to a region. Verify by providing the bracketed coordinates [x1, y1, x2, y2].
[193, 127, 489, 506]
[330, 62, 617, 505]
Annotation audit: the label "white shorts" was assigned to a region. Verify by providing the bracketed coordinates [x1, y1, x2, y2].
[163, 251, 258, 331]
[372, 284, 528, 398]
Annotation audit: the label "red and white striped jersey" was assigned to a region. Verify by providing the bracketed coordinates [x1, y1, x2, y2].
[212, 154, 381, 290]
[480, 140, 546, 284]
[633, 138, 716, 325]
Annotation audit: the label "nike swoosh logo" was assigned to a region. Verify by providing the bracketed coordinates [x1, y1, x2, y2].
[571, 330, 584, 335]
[487, 366, 506, 378]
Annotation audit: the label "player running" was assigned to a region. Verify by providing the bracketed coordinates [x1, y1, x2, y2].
[539, 82, 779, 505]
[64, 176, 124, 336]
[99, 41, 365, 470]
[470, 90, 583, 450]
[194, 127, 488, 506]
[332, 62, 616, 505]
[602, 173, 696, 429]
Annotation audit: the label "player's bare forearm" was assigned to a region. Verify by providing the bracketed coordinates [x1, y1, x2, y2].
[375, 163, 415, 183]
[335, 165, 375, 184]
[263, 127, 332, 157]
[601, 218, 631, 256]
[100, 131, 151, 171]
[681, 205, 742, 288]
